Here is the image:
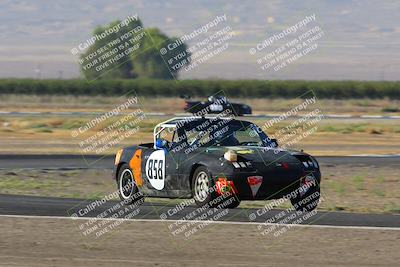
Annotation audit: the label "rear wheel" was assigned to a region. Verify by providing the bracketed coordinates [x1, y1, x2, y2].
[117, 164, 143, 205]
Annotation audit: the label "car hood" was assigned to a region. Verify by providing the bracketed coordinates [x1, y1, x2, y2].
[204, 146, 309, 163]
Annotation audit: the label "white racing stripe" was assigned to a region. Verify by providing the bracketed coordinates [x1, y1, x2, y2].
[360, 115, 384, 118]
[326, 114, 352, 118]
[0, 214, 399, 231]
[146, 112, 166, 116]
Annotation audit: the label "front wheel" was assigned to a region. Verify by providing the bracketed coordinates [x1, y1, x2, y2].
[192, 166, 241, 209]
[290, 185, 320, 212]
[192, 166, 214, 207]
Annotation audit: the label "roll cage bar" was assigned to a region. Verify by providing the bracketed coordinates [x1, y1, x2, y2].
[153, 116, 235, 149]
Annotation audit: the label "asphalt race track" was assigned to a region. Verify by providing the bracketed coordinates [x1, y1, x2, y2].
[0, 154, 399, 170]
[0, 194, 399, 228]
[0, 155, 399, 229]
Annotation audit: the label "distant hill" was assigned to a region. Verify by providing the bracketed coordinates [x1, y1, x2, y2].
[0, 0, 398, 80]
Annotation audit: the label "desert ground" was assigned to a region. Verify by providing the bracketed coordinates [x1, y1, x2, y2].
[0, 216, 398, 267]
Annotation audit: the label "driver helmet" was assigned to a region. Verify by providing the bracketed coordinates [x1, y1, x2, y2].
[155, 138, 166, 149]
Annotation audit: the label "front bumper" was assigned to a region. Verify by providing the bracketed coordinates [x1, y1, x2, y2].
[213, 169, 321, 200]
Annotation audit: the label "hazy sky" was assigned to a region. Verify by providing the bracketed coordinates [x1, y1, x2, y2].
[0, 0, 399, 80]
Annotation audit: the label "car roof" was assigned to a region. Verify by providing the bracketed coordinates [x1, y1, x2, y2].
[157, 116, 251, 129]
[153, 116, 254, 148]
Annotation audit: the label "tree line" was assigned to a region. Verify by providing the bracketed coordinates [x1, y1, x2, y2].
[0, 79, 398, 99]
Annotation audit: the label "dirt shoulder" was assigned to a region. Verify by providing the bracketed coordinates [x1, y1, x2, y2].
[0, 216, 398, 267]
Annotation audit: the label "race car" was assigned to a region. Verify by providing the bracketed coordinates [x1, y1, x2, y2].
[183, 96, 252, 116]
[114, 116, 321, 210]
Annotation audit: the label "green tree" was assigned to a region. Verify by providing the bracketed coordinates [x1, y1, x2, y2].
[80, 18, 190, 80]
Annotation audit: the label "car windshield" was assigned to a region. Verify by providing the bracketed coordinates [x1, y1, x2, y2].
[183, 119, 271, 148]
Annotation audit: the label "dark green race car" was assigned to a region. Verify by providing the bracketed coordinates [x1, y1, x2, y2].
[114, 117, 321, 210]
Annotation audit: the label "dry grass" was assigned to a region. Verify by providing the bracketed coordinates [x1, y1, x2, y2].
[1, 94, 400, 115]
[0, 115, 400, 156]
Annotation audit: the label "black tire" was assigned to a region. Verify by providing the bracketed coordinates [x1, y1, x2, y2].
[191, 166, 241, 209]
[290, 185, 320, 212]
[192, 166, 215, 207]
[117, 164, 143, 205]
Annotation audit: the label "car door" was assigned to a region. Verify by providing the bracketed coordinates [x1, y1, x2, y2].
[167, 127, 193, 197]
[141, 126, 185, 197]
[141, 147, 179, 197]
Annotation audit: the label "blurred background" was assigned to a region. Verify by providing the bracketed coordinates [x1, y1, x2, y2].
[0, 0, 399, 80]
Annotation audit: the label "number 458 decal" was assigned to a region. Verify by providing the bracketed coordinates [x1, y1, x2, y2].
[145, 150, 165, 190]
